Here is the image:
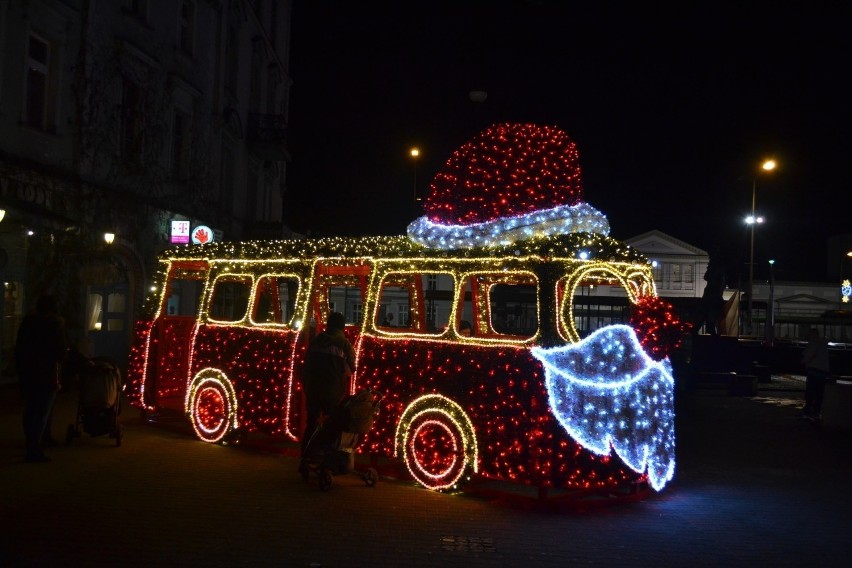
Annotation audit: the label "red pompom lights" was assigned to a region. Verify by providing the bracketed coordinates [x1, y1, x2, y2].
[425, 123, 584, 224]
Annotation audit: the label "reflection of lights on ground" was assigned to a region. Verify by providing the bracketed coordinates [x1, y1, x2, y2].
[745, 375, 805, 408]
[750, 396, 804, 408]
[748, 374, 805, 408]
[770, 374, 805, 385]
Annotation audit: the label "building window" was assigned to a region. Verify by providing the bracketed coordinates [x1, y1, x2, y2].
[261, 171, 275, 222]
[327, 282, 362, 324]
[179, 1, 196, 56]
[171, 109, 192, 180]
[397, 304, 410, 327]
[266, 68, 279, 113]
[683, 264, 694, 286]
[246, 158, 260, 221]
[671, 264, 681, 283]
[426, 300, 437, 328]
[219, 139, 235, 209]
[269, 0, 277, 43]
[250, 44, 263, 112]
[124, 0, 149, 20]
[121, 79, 144, 163]
[24, 33, 56, 131]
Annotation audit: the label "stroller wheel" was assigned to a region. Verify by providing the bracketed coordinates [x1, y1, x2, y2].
[364, 467, 378, 487]
[65, 424, 75, 446]
[224, 428, 245, 446]
[319, 469, 333, 491]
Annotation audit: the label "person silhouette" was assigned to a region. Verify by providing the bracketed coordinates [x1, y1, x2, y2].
[695, 249, 726, 335]
[300, 311, 355, 455]
[801, 327, 831, 420]
[15, 295, 68, 462]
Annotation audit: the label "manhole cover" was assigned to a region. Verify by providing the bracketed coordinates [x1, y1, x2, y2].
[441, 536, 495, 553]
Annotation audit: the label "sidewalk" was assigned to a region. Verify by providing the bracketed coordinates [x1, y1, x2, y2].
[2, 375, 851, 567]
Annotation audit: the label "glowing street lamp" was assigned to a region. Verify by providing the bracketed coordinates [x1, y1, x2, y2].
[410, 147, 420, 203]
[745, 159, 777, 335]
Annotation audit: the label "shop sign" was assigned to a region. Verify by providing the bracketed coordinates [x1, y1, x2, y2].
[1, 177, 54, 209]
[171, 220, 190, 244]
[191, 225, 214, 244]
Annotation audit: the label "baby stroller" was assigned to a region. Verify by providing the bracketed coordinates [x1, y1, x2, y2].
[299, 389, 383, 491]
[66, 357, 123, 447]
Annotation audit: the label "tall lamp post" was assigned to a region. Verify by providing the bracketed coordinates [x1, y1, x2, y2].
[766, 259, 776, 346]
[745, 159, 777, 335]
[410, 147, 420, 204]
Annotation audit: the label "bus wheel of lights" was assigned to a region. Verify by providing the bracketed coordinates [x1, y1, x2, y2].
[395, 395, 478, 491]
[186, 370, 238, 444]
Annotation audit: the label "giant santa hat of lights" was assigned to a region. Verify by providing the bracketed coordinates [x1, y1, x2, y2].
[407, 122, 610, 249]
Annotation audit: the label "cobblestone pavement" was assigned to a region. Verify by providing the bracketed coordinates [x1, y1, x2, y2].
[1, 376, 850, 567]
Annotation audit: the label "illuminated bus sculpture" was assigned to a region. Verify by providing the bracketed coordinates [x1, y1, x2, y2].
[126, 123, 686, 494]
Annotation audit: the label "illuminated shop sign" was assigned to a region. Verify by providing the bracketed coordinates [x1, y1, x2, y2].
[171, 220, 190, 244]
[191, 225, 214, 244]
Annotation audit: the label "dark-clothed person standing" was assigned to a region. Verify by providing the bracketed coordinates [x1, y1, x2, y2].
[801, 327, 831, 420]
[15, 295, 67, 462]
[301, 311, 355, 453]
[696, 248, 726, 335]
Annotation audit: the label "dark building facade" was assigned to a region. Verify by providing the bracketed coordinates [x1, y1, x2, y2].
[0, 0, 293, 373]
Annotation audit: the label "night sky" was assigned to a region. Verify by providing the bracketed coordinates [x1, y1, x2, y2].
[283, 1, 851, 284]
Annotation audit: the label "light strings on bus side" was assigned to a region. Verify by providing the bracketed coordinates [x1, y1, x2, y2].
[125, 234, 679, 493]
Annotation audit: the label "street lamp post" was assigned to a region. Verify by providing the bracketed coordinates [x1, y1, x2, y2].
[410, 148, 420, 204]
[745, 159, 776, 335]
[766, 259, 776, 346]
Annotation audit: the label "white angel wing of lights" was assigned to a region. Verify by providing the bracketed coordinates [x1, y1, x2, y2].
[531, 324, 676, 491]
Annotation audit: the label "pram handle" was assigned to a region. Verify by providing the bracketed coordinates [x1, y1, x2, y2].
[362, 388, 384, 407]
